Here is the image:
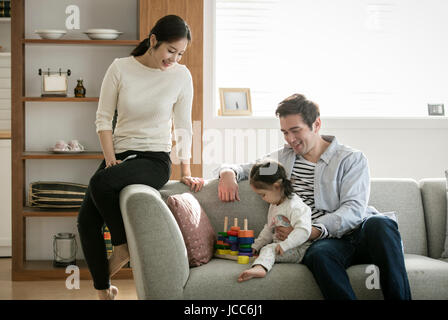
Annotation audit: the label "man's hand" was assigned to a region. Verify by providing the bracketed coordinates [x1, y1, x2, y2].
[275, 226, 293, 241]
[218, 169, 240, 202]
[275, 244, 284, 256]
[308, 227, 322, 241]
[276, 226, 323, 241]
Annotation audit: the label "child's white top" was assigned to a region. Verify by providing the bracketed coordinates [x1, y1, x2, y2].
[95, 56, 193, 160]
[252, 193, 312, 252]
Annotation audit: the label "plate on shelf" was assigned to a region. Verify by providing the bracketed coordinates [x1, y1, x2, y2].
[35, 29, 67, 40]
[84, 29, 123, 40]
[50, 148, 86, 154]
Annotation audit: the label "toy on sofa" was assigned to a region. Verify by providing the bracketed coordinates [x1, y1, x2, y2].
[214, 216, 256, 264]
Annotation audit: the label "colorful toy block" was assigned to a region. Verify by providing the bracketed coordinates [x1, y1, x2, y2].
[214, 216, 257, 264]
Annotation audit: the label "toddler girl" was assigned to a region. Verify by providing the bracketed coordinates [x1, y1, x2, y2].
[238, 159, 312, 282]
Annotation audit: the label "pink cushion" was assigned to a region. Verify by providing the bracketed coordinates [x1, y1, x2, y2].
[166, 193, 216, 267]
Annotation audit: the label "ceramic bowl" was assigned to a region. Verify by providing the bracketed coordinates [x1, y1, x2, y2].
[35, 29, 67, 40]
[84, 29, 123, 40]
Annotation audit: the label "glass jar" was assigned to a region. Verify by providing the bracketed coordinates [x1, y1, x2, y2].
[53, 233, 77, 267]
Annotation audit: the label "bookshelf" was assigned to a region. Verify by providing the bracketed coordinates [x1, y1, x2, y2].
[11, 0, 137, 281]
[11, 0, 203, 282]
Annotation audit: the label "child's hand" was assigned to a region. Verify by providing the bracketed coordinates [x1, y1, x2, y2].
[275, 244, 284, 256]
[252, 248, 258, 255]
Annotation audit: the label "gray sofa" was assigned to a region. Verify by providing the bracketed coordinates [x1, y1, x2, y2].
[119, 178, 448, 300]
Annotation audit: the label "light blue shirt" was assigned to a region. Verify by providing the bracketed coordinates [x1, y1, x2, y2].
[217, 135, 380, 238]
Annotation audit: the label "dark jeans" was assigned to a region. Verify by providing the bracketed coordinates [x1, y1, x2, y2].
[77, 150, 171, 290]
[302, 215, 412, 300]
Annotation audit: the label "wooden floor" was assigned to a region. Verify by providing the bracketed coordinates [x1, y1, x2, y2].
[0, 258, 138, 300]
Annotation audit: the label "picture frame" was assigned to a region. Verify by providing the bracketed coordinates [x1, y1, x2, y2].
[219, 88, 252, 116]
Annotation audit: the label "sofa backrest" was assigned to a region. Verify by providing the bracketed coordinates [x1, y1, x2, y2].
[369, 179, 427, 256]
[160, 178, 430, 256]
[159, 179, 269, 237]
[419, 178, 447, 259]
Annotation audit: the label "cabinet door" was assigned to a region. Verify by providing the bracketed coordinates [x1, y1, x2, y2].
[139, 0, 203, 179]
[0, 139, 11, 257]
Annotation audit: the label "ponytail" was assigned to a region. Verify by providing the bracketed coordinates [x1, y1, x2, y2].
[131, 38, 150, 57]
[282, 179, 294, 199]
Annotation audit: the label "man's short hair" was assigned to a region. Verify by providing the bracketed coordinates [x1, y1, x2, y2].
[275, 94, 320, 130]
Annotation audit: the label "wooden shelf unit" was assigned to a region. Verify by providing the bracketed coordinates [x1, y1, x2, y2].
[11, 0, 134, 281]
[11, 0, 204, 282]
[24, 39, 140, 46]
[22, 97, 99, 102]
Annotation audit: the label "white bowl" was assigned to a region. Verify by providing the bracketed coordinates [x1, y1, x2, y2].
[85, 28, 120, 33]
[84, 32, 123, 40]
[35, 29, 67, 40]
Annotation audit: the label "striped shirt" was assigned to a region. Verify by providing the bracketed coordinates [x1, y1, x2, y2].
[291, 156, 329, 239]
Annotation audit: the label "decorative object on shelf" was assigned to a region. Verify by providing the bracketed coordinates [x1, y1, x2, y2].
[39, 68, 71, 97]
[74, 78, 86, 98]
[34, 29, 67, 40]
[28, 181, 88, 209]
[53, 233, 77, 267]
[51, 139, 85, 153]
[219, 88, 252, 116]
[0, 1, 10, 17]
[84, 29, 123, 40]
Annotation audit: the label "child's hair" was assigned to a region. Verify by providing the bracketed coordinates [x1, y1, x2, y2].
[249, 159, 294, 198]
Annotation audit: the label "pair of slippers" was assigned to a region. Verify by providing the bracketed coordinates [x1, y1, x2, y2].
[53, 139, 85, 152]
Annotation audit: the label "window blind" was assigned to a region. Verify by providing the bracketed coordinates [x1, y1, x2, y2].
[215, 0, 448, 117]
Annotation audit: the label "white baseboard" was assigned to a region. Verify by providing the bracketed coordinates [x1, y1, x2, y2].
[0, 238, 11, 257]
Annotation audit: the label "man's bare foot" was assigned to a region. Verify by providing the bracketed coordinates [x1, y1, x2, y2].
[108, 243, 130, 278]
[97, 285, 119, 300]
[237, 265, 267, 283]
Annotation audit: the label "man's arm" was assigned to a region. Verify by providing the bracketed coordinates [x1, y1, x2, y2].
[216, 148, 284, 202]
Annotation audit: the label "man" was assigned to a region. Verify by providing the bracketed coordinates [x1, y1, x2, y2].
[217, 93, 411, 300]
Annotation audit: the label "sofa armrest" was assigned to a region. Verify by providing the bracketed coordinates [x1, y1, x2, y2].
[119, 184, 190, 299]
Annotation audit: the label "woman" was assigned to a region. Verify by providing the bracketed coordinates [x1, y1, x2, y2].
[77, 15, 204, 300]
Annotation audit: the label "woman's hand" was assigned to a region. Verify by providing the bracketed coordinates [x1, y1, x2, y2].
[181, 176, 205, 192]
[105, 159, 122, 168]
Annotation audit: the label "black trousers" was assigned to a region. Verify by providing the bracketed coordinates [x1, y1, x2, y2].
[77, 150, 171, 290]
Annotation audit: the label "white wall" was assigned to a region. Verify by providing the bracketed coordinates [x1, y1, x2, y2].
[203, 0, 448, 181]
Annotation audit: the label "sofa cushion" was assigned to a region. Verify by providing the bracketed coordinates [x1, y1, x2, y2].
[181, 254, 448, 300]
[419, 178, 447, 258]
[166, 193, 217, 267]
[370, 179, 427, 256]
[442, 170, 448, 258]
[405, 254, 448, 299]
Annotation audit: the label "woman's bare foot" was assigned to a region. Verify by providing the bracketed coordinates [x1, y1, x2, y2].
[108, 243, 130, 278]
[97, 285, 119, 300]
[237, 265, 267, 283]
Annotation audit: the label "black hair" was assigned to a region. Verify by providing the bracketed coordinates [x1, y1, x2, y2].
[131, 15, 192, 57]
[249, 159, 294, 198]
[275, 93, 320, 130]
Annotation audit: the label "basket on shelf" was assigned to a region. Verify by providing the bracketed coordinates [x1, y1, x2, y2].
[28, 181, 87, 208]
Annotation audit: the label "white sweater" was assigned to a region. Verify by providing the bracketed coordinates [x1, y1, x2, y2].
[252, 194, 312, 252]
[95, 56, 193, 160]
